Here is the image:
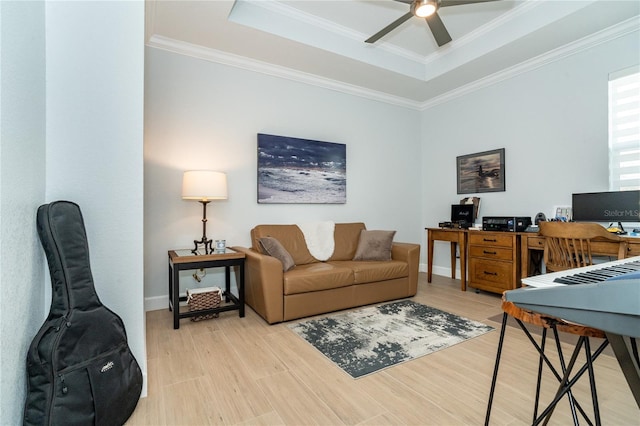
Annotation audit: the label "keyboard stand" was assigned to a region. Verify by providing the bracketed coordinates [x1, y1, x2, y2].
[485, 302, 609, 426]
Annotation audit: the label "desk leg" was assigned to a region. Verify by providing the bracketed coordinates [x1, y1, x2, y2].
[460, 232, 467, 291]
[172, 265, 180, 329]
[521, 236, 530, 279]
[450, 242, 457, 280]
[428, 231, 434, 283]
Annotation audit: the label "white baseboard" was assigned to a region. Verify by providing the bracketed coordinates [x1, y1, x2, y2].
[147, 266, 459, 311]
[145, 295, 168, 312]
[420, 262, 458, 280]
[141, 371, 147, 398]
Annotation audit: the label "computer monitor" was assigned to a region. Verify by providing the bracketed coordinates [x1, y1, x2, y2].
[572, 190, 640, 222]
[451, 204, 475, 228]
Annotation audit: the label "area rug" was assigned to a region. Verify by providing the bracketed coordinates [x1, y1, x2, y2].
[288, 300, 494, 378]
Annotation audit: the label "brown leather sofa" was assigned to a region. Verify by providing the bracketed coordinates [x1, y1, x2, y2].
[232, 223, 420, 324]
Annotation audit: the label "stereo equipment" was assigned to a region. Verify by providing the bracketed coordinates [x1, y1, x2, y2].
[439, 221, 466, 229]
[482, 216, 532, 232]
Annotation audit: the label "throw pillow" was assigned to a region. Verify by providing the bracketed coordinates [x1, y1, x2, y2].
[353, 230, 396, 261]
[258, 237, 295, 271]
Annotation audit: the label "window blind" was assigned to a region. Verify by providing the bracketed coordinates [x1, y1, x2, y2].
[609, 67, 640, 191]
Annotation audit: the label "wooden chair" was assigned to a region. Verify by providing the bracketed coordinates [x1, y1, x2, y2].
[539, 221, 627, 272]
[485, 222, 629, 426]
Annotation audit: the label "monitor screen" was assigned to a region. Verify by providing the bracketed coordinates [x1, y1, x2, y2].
[451, 204, 475, 225]
[572, 190, 640, 222]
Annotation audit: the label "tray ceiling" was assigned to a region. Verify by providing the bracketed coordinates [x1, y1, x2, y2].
[145, 0, 640, 108]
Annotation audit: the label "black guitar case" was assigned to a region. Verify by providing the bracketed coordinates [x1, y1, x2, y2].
[23, 201, 143, 426]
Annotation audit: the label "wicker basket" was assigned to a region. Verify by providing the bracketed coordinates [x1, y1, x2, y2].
[186, 286, 222, 322]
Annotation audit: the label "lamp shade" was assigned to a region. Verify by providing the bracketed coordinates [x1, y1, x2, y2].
[182, 170, 228, 201]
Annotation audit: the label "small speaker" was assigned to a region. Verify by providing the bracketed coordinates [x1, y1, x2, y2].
[534, 212, 546, 225]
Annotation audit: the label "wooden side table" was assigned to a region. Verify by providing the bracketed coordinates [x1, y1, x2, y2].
[168, 248, 245, 329]
[426, 228, 467, 291]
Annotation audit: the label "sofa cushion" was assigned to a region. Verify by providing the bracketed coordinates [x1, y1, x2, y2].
[252, 225, 317, 265]
[283, 263, 354, 295]
[328, 260, 408, 284]
[353, 230, 396, 261]
[329, 222, 366, 261]
[258, 237, 295, 272]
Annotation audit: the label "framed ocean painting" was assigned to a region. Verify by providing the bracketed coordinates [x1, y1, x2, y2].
[257, 134, 347, 204]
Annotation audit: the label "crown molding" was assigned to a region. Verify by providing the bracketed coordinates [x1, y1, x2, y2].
[419, 16, 640, 110]
[146, 17, 638, 112]
[146, 35, 423, 110]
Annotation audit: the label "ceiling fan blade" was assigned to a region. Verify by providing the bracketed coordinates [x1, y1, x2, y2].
[440, 0, 502, 7]
[365, 12, 413, 44]
[425, 12, 452, 47]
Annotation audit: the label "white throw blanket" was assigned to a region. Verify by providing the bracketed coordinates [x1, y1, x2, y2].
[297, 221, 335, 261]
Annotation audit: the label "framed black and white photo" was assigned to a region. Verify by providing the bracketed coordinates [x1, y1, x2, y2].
[457, 148, 505, 194]
[257, 133, 346, 204]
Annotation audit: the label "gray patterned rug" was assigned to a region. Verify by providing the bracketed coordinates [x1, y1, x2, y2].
[289, 300, 494, 378]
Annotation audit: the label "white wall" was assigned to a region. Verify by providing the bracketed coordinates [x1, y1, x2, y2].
[45, 0, 146, 394]
[144, 47, 422, 305]
[422, 30, 640, 277]
[0, 1, 46, 422]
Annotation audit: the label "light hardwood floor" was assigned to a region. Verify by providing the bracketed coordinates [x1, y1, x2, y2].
[128, 273, 639, 425]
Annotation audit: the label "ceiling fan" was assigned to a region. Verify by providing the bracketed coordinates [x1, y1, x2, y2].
[366, 0, 501, 47]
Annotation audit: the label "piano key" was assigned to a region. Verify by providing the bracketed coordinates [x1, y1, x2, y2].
[553, 261, 640, 284]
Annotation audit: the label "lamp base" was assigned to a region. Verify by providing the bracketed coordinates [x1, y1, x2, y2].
[191, 238, 213, 255]
[191, 200, 214, 255]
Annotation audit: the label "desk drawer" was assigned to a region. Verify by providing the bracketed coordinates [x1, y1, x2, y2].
[628, 242, 640, 257]
[469, 246, 513, 261]
[469, 233, 514, 248]
[527, 236, 545, 250]
[469, 259, 513, 291]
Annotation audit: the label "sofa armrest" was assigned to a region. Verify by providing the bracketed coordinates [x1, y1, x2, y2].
[391, 242, 421, 296]
[232, 246, 284, 324]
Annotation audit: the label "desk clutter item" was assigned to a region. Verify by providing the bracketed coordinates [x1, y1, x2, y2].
[438, 221, 468, 229]
[187, 286, 222, 321]
[482, 216, 531, 232]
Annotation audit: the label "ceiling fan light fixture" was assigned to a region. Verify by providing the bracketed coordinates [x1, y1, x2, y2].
[411, 0, 438, 18]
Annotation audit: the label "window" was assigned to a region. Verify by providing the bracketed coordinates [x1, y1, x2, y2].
[608, 66, 640, 191]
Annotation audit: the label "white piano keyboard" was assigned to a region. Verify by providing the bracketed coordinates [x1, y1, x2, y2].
[522, 256, 640, 288]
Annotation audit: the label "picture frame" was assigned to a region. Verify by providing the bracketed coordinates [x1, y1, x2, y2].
[456, 148, 505, 194]
[257, 133, 346, 204]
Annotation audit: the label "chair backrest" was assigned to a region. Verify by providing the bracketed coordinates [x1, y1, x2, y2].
[538, 222, 627, 272]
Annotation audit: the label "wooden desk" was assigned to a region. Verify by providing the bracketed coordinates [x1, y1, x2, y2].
[426, 228, 467, 291]
[520, 233, 640, 278]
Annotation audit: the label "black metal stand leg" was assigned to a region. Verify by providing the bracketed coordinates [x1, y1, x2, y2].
[551, 327, 580, 425]
[540, 339, 609, 426]
[513, 319, 593, 426]
[533, 328, 548, 422]
[584, 338, 601, 426]
[536, 337, 585, 426]
[485, 312, 508, 426]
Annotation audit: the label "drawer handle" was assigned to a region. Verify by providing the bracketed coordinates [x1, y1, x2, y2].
[483, 238, 497, 242]
[483, 271, 498, 276]
[483, 250, 497, 255]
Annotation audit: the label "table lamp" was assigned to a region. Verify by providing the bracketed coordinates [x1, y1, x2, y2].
[182, 170, 228, 254]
